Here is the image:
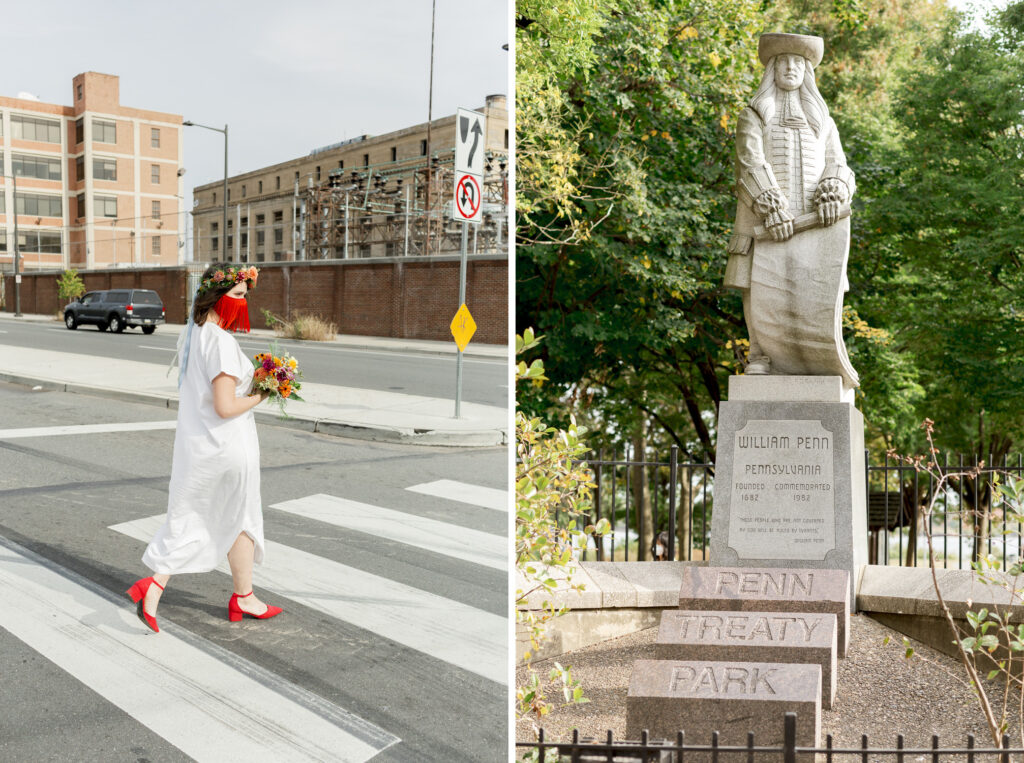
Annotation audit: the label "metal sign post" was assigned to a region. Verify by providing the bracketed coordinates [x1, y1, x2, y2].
[449, 108, 486, 417]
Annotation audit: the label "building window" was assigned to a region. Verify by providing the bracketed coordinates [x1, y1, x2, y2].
[242, 184, 246, 198]
[258, 180, 263, 194]
[93, 119, 116, 144]
[241, 232, 248, 248]
[19, 230, 62, 254]
[256, 230, 265, 246]
[16, 193, 63, 217]
[77, 84, 83, 101]
[76, 156, 85, 182]
[240, 216, 248, 227]
[420, 139, 427, 156]
[75, 118, 84, 144]
[96, 195, 118, 218]
[211, 222, 218, 233]
[274, 251, 283, 262]
[94, 158, 117, 181]
[294, 171, 299, 182]
[255, 213, 265, 226]
[227, 235, 233, 248]
[274, 228, 283, 245]
[362, 153, 369, 167]
[13, 153, 62, 181]
[212, 236, 219, 251]
[390, 147, 397, 162]
[275, 176, 280, 190]
[338, 160, 344, 170]
[227, 189, 231, 201]
[12, 115, 61, 143]
[504, 129, 509, 149]
[227, 219, 233, 230]
[152, 235, 161, 255]
[360, 244, 372, 257]
[212, 192, 217, 204]
[151, 164, 160, 183]
[152, 200, 161, 219]
[273, 210, 283, 223]
[76, 193, 85, 219]
[316, 166, 321, 181]
[151, 128, 160, 148]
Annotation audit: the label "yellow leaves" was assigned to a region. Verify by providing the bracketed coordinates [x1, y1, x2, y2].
[708, 51, 721, 68]
[661, 131, 671, 140]
[720, 113, 729, 131]
[641, 134, 649, 142]
[642, 256, 652, 269]
[677, 26, 698, 40]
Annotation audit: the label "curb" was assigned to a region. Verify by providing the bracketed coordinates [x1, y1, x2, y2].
[0, 372, 507, 448]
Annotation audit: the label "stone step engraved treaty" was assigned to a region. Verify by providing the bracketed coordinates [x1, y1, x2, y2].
[655, 610, 838, 709]
[677, 566, 850, 657]
[729, 419, 835, 561]
[626, 659, 820, 752]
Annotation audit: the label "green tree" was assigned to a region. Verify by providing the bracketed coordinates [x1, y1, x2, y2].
[56, 269, 86, 304]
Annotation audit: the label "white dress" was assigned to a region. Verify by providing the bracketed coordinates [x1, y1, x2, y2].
[143, 322, 264, 574]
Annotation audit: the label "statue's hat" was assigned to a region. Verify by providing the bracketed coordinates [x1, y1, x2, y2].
[758, 33, 824, 67]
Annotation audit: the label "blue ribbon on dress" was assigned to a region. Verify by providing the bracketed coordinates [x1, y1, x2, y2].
[167, 287, 201, 388]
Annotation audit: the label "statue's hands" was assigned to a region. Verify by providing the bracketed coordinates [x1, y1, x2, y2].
[814, 177, 849, 227]
[764, 209, 795, 242]
[754, 188, 794, 242]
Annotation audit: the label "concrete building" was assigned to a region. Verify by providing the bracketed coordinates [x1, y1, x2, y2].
[0, 72, 184, 272]
[191, 95, 508, 263]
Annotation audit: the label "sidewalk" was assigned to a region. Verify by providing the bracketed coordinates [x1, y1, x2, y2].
[0, 313, 508, 447]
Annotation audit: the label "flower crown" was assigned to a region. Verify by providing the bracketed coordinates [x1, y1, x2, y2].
[198, 266, 259, 297]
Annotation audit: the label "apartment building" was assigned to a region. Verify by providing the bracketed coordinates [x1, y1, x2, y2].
[0, 72, 184, 271]
[191, 94, 508, 262]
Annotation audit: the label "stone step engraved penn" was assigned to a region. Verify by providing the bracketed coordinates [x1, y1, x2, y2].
[655, 610, 837, 709]
[626, 659, 820, 756]
[678, 566, 849, 657]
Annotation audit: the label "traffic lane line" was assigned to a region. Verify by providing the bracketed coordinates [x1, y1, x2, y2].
[0, 421, 177, 440]
[270, 493, 506, 571]
[111, 515, 508, 686]
[0, 538, 398, 762]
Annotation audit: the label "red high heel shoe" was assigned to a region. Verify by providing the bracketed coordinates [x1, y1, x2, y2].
[126, 577, 164, 633]
[228, 591, 282, 622]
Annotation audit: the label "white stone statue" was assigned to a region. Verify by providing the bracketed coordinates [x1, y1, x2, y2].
[725, 33, 859, 389]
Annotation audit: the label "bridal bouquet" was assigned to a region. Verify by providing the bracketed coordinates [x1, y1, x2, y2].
[252, 343, 304, 415]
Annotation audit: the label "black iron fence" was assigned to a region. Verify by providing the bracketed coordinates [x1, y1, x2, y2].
[575, 448, 1024, 569]
[518, 713, 1022, 761]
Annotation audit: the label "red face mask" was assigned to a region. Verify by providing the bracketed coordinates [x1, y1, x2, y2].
[213, 293, 250, 332]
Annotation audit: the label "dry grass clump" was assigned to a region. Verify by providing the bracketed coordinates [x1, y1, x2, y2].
[262, 310, 337, 341]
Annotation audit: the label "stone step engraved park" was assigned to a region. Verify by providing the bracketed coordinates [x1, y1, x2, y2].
[626, 659, 820, 754]
[678, 566, 849, 657]
[654, 610, 837, 709]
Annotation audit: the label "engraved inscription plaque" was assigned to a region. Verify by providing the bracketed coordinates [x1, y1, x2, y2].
[728, 419, 835, 560]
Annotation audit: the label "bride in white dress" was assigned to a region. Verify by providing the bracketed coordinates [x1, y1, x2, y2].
[126, 263, 282, 632]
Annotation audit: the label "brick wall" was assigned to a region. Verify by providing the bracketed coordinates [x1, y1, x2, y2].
[2, 255, 508, 344]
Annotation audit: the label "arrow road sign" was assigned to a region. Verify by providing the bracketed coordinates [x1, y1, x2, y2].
[455, 108, 486, 178]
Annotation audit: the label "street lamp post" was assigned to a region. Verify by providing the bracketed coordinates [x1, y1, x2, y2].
[183, 121, 228, 263]
[3, 173, 21, 316]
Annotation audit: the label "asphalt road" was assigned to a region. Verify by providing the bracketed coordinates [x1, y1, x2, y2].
[0, 319, 509, 408]
[0, 382, 509, 762]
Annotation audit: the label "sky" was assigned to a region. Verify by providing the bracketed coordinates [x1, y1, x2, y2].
[0, 0, 508, 231]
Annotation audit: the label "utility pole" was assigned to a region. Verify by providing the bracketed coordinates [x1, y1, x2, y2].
[183, 121, 228, 263]
[424, 0, 437, 257]
[10, 174, 21, 316]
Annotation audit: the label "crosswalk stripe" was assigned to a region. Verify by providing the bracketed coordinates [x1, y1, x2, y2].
[405, 479, 507, 512]
[270, 493, 506, 571]
[110, 515, 508, 685]
[0, 539, 397, 762]
[0, 421, 176, 439]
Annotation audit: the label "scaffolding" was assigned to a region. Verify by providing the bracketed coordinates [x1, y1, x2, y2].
[301, 150, 507, 260]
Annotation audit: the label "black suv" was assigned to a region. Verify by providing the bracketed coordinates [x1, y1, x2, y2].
[64, 289, 166, 334]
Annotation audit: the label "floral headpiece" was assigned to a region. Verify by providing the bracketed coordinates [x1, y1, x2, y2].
[198, 266, 259, 297]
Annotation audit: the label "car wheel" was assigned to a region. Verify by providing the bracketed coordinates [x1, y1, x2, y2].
[108, 314, 124, 333]
[64, 313, 78, 330]
[142, 326, 156, 335]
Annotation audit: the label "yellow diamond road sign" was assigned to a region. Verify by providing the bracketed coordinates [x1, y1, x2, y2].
[450, 303, 477, 352]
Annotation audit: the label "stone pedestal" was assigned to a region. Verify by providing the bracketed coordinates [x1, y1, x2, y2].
[709, 376, 867, 609]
